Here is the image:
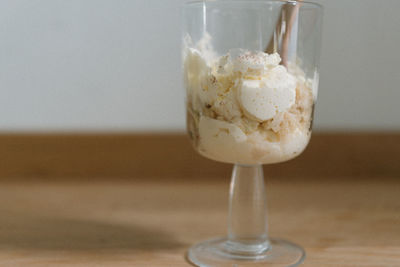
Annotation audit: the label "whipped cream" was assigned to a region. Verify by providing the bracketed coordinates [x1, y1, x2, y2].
[184, 34, 316, 165]
[239, 65, 296, 122]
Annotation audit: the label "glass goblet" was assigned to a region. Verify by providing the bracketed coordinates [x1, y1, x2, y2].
[183, 1, 323, 266]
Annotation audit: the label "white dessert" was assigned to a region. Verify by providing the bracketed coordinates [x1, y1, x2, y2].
[184, 34, 315, 165]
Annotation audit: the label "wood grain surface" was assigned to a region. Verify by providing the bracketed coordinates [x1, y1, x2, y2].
[0, 133, 399, 180]
[0, 178, 398, 266]
[0, 133, 399, 266]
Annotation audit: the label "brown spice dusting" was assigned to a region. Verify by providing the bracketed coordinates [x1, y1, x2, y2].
[210, 75, 217, 84]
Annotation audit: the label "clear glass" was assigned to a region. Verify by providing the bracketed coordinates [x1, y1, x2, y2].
[182, 0, 323, 266]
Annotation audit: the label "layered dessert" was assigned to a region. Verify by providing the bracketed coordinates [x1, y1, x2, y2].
[184, 34, 316, 165]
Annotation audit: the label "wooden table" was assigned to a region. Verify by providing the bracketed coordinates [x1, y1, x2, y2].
[0, 178, 398, 266]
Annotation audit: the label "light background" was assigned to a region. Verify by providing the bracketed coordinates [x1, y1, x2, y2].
[1, 0, 399, 132]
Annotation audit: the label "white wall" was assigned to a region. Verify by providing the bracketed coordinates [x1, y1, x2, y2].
[1, 0, 399, 132]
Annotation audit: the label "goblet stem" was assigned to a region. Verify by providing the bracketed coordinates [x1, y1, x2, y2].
[225, 164, 270, 255]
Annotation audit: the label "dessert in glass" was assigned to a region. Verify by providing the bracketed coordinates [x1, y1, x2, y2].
[183, 1, 323, 266]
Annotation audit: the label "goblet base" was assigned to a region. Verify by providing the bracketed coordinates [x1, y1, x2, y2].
[188, 237, 305, 267]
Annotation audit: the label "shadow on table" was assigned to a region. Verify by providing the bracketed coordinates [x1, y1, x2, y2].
[0, 211, 185, 251]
